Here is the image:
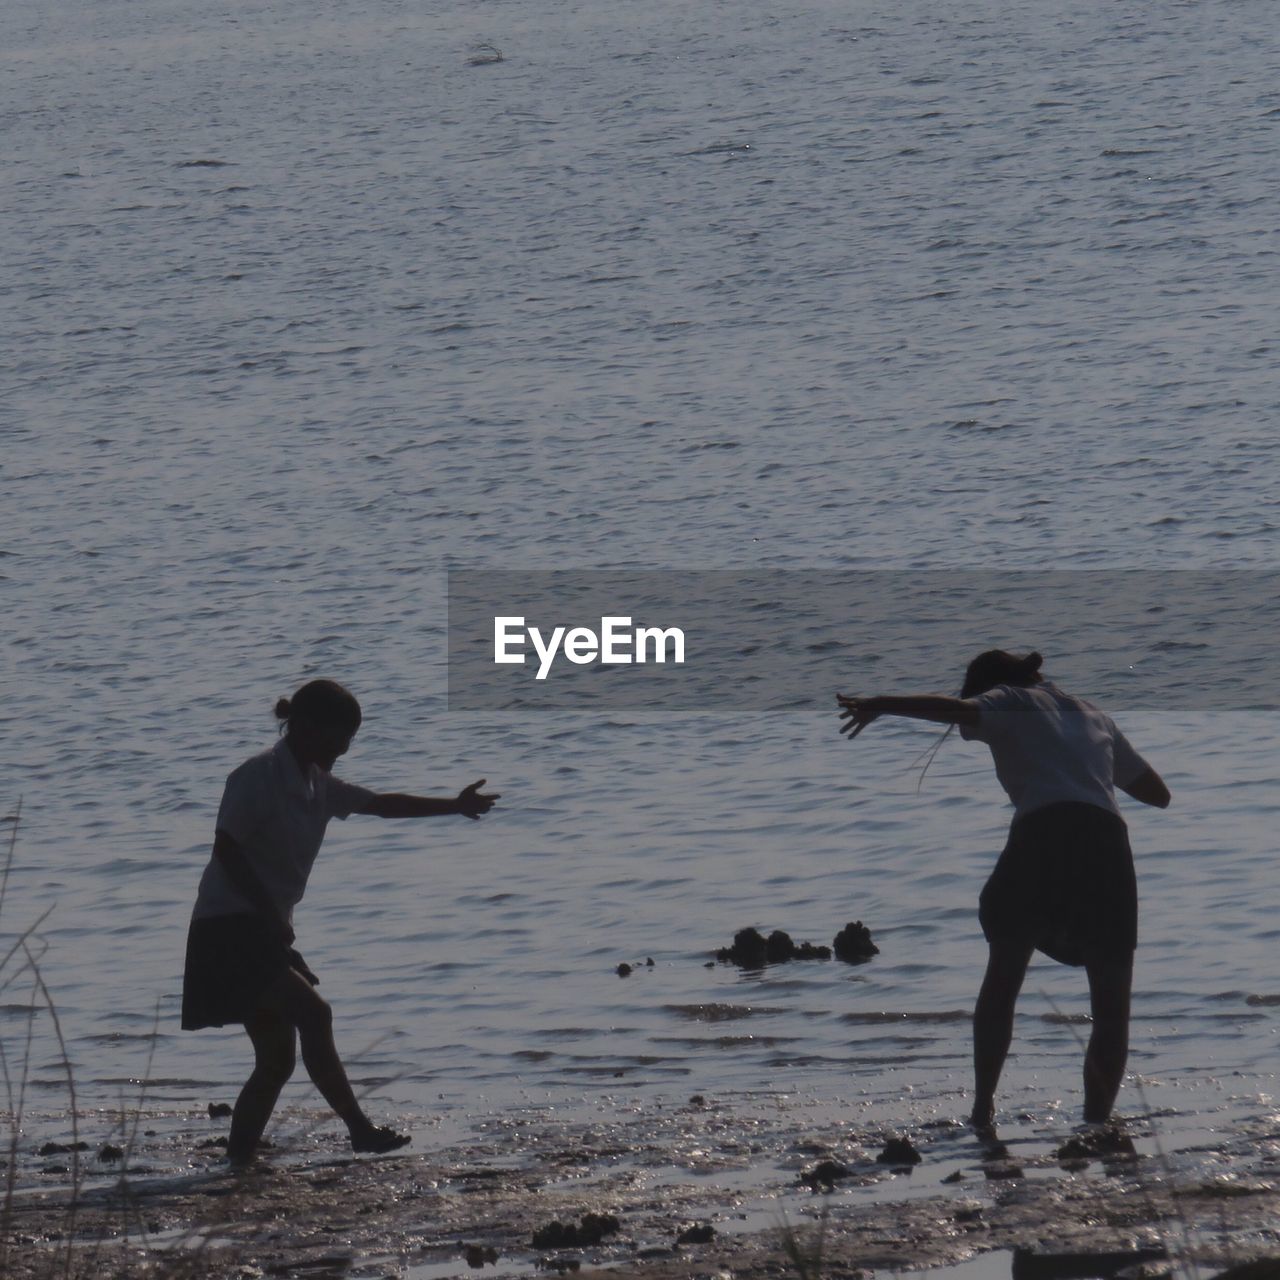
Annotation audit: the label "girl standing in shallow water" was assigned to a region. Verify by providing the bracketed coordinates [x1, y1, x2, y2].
[838, 650, 1170, 1131]
[182, 679, 498, 1166]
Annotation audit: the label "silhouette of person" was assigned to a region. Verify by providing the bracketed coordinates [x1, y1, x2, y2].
[181, 679, 498, 1166]
[838, 650, 1169, 1130]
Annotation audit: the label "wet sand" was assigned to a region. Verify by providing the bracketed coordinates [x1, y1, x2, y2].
[6, 1093, 1280, 1279]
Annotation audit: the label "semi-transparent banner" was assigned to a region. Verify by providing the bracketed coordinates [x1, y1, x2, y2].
[446, 570, 1277, 711]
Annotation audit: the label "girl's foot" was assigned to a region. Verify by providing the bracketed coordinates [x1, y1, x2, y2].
[968, 1102, 996, 1135]
[225, 1135, 272, 1169]
[350, 1124, 411, 1154]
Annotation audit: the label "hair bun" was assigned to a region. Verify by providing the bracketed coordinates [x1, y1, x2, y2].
[273, 696, 292, 721]
[1022, 652, 1043, 672]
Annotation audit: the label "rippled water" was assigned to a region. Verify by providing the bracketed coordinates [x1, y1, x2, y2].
[5, 0, 1280, 1174]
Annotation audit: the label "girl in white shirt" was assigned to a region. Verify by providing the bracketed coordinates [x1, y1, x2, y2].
[838, 650, 1169, 1130]
[183, 679, 498, 1166]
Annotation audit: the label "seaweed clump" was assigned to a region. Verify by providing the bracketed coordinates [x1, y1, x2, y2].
[800, 1159, 853, 1191]
[716, 927, 831, 967]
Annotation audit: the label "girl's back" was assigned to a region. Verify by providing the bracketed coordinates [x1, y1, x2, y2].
[960, 682, 1144, 819]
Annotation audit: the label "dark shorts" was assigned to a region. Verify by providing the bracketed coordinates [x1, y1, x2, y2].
[181, 913, 315, 1030]
[979, 802, 1137, 968]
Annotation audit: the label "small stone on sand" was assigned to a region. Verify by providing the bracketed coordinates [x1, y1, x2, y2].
[876, 1137, 921, 1166]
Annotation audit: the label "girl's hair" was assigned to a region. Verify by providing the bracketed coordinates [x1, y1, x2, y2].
[274, 679, 363, 735]
[960, 649, 1043, 699]
[915, 649, 1044, 791]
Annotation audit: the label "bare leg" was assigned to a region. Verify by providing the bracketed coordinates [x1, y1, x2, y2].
[971, 941, 1033, 1128]
[227, 1012, 296, 1165]
[1083, 954, 1132, 1124]
[255, 968, 410, 1154]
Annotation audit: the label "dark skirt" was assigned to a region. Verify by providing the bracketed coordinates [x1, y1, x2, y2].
[181, 913, 316, 1030]
[979, 801, 1137, 968]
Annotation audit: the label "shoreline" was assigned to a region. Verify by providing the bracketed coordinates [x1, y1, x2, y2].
[6, 1095, 1280, 1279]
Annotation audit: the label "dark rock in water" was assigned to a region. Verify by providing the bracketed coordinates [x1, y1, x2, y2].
[616, 963, 632, 977]
[645, 957, 655, 966]
[1056, 1127, 1136, 1161]
[38, 1142, 90, 1156]
[98, 1144, 124, 1163]
[792, 939, 833, 960]
[578, 1213, 620, 1244]
[531, 1213, 621, 1249]
[833, 921, 880, 962]
[800, 1160, 852, 1191]
[717, 927, 768, 967]
[676, 1223, 716, 1245]
[208, 1101, 233, 1118]
[716, 927, 831, 967]
[766, 929, 795, 963]
[768, 930, 832, 961]
[532, 1221, 575, 1249]
[876, 1137, 921, 1166]
[464, 1244, 499, 1268]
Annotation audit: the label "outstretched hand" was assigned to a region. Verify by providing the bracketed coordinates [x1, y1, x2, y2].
[837, 693, 881, 739]
[456, 778, 499, 819]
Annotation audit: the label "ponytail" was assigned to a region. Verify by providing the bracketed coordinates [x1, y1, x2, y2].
[272, 680, 362, 735]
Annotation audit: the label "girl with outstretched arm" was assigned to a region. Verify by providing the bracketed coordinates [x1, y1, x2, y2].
[838, 650, 1169, 1131]
[182, 679, 498, 1166]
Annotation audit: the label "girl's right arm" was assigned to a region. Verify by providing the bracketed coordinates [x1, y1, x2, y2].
[838, 693, 979, 737]
[356, 779, 499, 821]
[211, 829, 294, 942]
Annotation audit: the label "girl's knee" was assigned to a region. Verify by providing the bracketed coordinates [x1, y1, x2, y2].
[246, 1013, 298, 1084]
[298, 992, 334, 1035]
[262, 1045, 297, 1085]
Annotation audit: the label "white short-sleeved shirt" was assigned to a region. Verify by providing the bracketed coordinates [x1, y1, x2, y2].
[192, 738, 376, 922]
[958, 682, 1149, 821]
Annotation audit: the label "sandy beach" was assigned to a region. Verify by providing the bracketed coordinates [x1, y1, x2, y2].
[7, 1092, 1280, 1280]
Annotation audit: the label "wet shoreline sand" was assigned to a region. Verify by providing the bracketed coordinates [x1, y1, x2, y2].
[7, 1092, 1280, 1279]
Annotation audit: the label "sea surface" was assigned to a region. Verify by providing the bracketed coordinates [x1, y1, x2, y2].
[4, 0, 1280, 1214]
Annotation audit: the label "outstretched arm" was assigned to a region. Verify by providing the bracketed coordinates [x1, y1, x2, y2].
[358, 779, 499, 820]
[1118, 766, 1171, 808]
[837, 693, 979, 738]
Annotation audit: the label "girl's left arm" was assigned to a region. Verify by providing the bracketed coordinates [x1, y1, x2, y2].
[358, 779, 499, 820]
[1118, 766, 1171, 808]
